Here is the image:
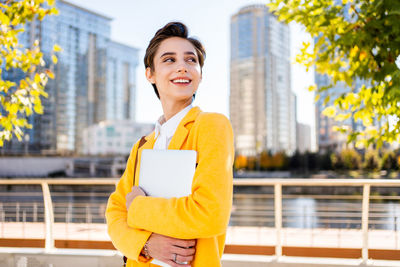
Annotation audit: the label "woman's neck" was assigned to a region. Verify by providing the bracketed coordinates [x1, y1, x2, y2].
[160, 98, 192, 121]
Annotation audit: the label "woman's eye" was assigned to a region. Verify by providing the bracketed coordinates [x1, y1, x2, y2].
[187, 57, 197, 63]
[163, 57, 175, 62]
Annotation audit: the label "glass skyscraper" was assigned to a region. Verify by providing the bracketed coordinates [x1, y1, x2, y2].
[230, 5, 296, 156]
[1, 0, 138, 155]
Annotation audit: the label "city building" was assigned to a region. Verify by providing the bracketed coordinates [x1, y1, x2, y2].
[107, 41, 138, 122]
[82, 121, 154, 156]
[230, 5, 296, 156]
[296, 122, 311, 153]
[1, 0, 138, 155]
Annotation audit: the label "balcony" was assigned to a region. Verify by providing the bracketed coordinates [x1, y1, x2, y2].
[0, 178, 399, 267]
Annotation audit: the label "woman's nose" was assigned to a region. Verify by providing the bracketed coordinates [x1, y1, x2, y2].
[176, 63, 188, 73]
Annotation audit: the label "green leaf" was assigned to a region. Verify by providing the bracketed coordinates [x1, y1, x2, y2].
[269, 0, 400, 147]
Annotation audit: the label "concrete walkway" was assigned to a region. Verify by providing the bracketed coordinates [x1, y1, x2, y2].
[2, 222, 400, 250]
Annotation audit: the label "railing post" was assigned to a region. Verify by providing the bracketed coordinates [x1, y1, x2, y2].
[33, 202, 37, 222]
[41, 182, 55, 251]
[274, 183, 282, 258]
[16, 202, 20, 222]
[361, 184, 370, 262]
[395, 216, 398, 250]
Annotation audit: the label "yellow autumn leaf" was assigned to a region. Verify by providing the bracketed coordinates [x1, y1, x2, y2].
[366, 127, 378, 136]
[359, 51, 367, 61]
[335, 113, 351, 121]
[20, 79, 28, 89]
[46, 69, 55, 79]
[52, 55, 58, 64]
[355, 140, 364, 149]
[322, 106, 336, 117]
[53, 44, 62, 52]
[0, 12, 10, 25]
[350, 46, 359, 58]
[307, 84, 317, 92]
[362, 117, 372, 127]
[34, 73, 41, 83]
[34, 104, 43, 114]
[8, 104, 19, 115]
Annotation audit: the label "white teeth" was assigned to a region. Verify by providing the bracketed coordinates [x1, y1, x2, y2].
[173, 79, 190, 83]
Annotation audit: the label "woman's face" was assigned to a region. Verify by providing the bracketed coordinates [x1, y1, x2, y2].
[146, 37, 202, 103]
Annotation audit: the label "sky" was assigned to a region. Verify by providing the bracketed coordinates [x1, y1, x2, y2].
[67, 0, 316, 150]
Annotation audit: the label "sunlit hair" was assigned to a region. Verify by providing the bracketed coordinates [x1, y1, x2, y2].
[144, 22, 206, 99]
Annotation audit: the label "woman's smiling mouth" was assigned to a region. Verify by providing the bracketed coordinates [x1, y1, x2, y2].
[171, 78, 191, 85]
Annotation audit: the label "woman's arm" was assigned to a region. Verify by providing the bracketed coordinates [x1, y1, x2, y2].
[107, 141, 197, 264]
[127, 113, 234, 239]
[106, 141, 153, 262]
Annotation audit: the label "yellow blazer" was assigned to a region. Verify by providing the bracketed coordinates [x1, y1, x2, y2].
[106, 107, 234, 267]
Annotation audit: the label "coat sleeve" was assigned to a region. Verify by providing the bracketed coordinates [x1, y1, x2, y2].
[127, 114, 234, 239]
[106, 140, 152, 262]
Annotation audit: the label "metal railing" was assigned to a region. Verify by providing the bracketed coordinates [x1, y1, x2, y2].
[1, 178, 400, 261]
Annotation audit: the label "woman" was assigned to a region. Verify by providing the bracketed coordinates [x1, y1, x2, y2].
[106, 22, 234, 267]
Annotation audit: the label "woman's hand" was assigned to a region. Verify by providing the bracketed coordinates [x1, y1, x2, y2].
[146, 233, 196, 267]
[126, 186, 146, 210]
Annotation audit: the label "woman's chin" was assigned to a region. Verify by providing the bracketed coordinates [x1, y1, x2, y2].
[163, 94, 195, 103]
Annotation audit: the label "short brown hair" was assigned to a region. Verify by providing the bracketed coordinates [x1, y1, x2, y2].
[144, 22, 206, 99]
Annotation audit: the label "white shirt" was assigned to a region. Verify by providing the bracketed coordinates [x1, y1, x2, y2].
[153, 105, 193, 150]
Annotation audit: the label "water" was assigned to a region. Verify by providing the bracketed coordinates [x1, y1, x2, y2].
[231, 195, 400, 230]
[1, 184, 400, 230]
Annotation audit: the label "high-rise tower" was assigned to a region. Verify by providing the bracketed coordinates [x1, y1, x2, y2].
[230, 5, 296, 156]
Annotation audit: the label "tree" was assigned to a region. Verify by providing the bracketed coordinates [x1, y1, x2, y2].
[268, 0, 400, 148]
[260, 151, 273, 170]
[340, 148, 362, 170]
[380, 150, 398, 170]
[0, 0, 59, 146]
[331, 152, 344, 170]
[363, 149, 380, 171]
[272, 152, 287, 170]
[234, 154, 248, 170]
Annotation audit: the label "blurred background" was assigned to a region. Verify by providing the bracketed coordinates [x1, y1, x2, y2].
[1, 0, 400, 266]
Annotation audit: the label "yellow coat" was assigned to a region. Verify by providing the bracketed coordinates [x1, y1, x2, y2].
[106, 107, 234, 267]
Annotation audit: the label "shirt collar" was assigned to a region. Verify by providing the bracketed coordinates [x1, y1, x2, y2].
[154, 104, 193, 139]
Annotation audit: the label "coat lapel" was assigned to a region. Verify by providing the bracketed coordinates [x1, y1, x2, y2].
[140, 132, 156, 150]
[168, 106, 201, 150]
[133, 132, 156, 186]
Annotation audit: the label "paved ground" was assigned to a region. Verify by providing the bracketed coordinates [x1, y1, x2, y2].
[2, 222, 400, 250]
[1, 248, 400, 267]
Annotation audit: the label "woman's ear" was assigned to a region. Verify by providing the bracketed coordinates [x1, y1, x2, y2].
[145, 67, 155, 84]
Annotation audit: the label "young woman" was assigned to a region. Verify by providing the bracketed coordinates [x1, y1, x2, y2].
[106, 22, 234, 267]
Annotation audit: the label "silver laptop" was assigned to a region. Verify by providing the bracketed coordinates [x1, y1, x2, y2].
[138, 149, 197, 198]
[138, 149, 197, 267]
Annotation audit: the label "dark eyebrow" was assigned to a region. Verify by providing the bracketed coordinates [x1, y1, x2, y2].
[160, 52, 176, 58]
[184, 51, 196, 56]
[160, 51, 196, 58]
